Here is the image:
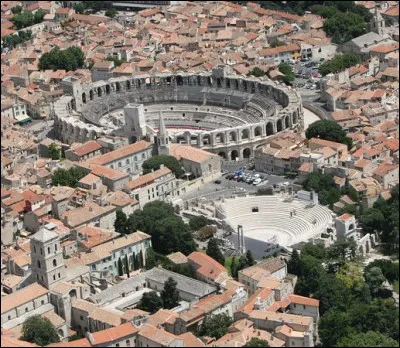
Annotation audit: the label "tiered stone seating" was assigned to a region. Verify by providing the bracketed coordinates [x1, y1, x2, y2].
[218, 195, 334, 247]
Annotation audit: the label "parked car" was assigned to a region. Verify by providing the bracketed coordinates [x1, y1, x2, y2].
[319, 58, 325, 62]
[253, 178, 262, 185]
[214, 180, 221, 184]
[283, 181, 290, 186]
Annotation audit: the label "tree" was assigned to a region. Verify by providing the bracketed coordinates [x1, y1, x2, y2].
[319, 310, 352, 347]
[287, 249, 301, 275]
[145, 247, 157, 270]
[246, 250, 255, 266]
[336, 262, 364, 290]
[197, 225, 217, 241]
[21, 315, 60, 346]
[142, 155, 184, 178]
[114, 210, 128, 234]
[278, 62, 295, 85]
[360, 208, 385, 234]
[34, 9, 46, 24]
[117, 257, 123, 276]
[319, 53, 360, 76]
[11, 5, 22, 14]
[248, 67, 265, 77]
[270, 40, 285, 48]
[301, 243, 326, 260]
[51, 167, 87, 188]
[327, 237, 357, 265]
[105, 8, 117, 18]
[12, 11, 34, 29]
[73, 3, 86, 14]
[364, 266, 386, 296]
[48, 143, 61, 160]
[323, 12, 367, 44]
[124, 254, 130, 278]
[230, 256, 237, 278]
[126, 201, 196, 256]
[336, 331, 399, 347]
[138, 291, 162, 314]
[199, 313, 233, 339]
[206, 238, 225, 266]
[244, 338, 270, 347]
[161, 277, 180, 309]
[305, 119, 353, 149]
[38, 46, 85, 71]
[365, 260, 399, 284]
[189, 215, 208, 231]
[105, 55, 125, 67]
[133, 253, 140, 271]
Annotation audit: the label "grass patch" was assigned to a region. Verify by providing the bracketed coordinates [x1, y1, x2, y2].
[224, 256, 233, 276]
[393, 280, 399, 294]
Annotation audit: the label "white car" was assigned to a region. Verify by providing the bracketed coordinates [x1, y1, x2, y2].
[253, 178, 262, 185]
[253, 173, 260, 178]
[283, 181, 290, 186]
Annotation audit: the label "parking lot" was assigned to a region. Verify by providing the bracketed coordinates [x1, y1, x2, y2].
[180, 169, 296, 202]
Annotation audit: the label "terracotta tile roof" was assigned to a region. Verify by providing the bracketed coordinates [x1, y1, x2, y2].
[309, 138, 347, 151]
[147, 309, 179, 327]
[89, 164, 129, 181]
[79, 173, 101, 186]
[71, 299, 98, 313]
[288, 294, 319, 307]
[237, 287, 273, 315]
[62, 202, 116, 228]
[46, 335, 89, 347]
[85, 141, 151, 166]
[383, 6, 399, 16]
[88, 322, 139, 345]
[0, 336, 38, 347]
[373, 162, 399, 177]
[126, 167, 172, 190]
[167, 251, 188, 265]
[89, 307, 122, 326]
[259, 43, 300, 56]
[72, 140, 102, 157]
[169, 144, 217, 164]
[338, 213, 354, 221]
[179, 332, 206, 347]
[188, 252, 228, 281]
[138, 324, 181, 345]
[1, 283, 49, 314]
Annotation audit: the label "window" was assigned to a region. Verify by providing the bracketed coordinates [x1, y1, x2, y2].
[53, 259, 57, 267]
[41, 300, 45, 305]
[58, 273, 61, 278]
[53, 275, 56, 280]
[48, 247, 51, 253]
[118, 162, 122, 167]
[134, 156, 137, 161]
[80, 315, 84, 320]
[55, 244, 57, 251]
[142, 153, 146, 159]
[34, 246, 36, 253]
[126, 339, 131, 347]
[126, 159, 130, 164]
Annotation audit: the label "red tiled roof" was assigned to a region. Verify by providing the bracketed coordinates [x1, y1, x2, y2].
[73, 140, 102, 157]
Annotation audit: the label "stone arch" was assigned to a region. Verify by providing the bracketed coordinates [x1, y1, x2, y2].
[207, 76, 212, 86]
[58, 329, 64, 337]
[226, 79, 231, 88]
[217, 77, 222, 88]
[285, 115, 290, 129]
[266, 122, 274, 136]
[177, 135, 186, 144]
[82, 92, 86, 104]
[277, 119, 283, 132]
[292, 111, 297, 124]
[190, 134, 198, 145]
[130, 135, 137, 144]
[251, 82, 256, 93]
[254, 126, 262, 137]
[235, 79, 239, 90]
[349, 224, 355, 231]
[218, 151, 226, 159]
[215, 132, 224, 144]
[197, 76, 202, 86]
[176, 75, 183, 86]
[242, 80, 247, 91]
[203, 134, 211, 145]
[231, 150, 239, 160]
[53, 259, 57, 267]
[126, 80, 131, 89]
[229, 131, 237, 142]
[243, 148, 251, 159]
[89, 90, 94, 100]
[69, 289, 77, 299]
[97, 87, 102, 97]
[116, 81, 121, 92]
[105, 84, 110, 95]
[241, 128, 250, 139]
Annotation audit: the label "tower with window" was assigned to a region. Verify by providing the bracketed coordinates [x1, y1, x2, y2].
[157, 111, 170, 156]
[30, 228, 66, 289]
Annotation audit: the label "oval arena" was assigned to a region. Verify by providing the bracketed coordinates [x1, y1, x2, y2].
[55, 66, 303, 160]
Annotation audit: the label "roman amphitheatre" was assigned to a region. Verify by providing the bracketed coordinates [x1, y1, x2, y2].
[54, 65, 303, 160]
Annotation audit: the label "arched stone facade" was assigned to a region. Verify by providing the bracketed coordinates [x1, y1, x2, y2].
[55, 67, 303, 159]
